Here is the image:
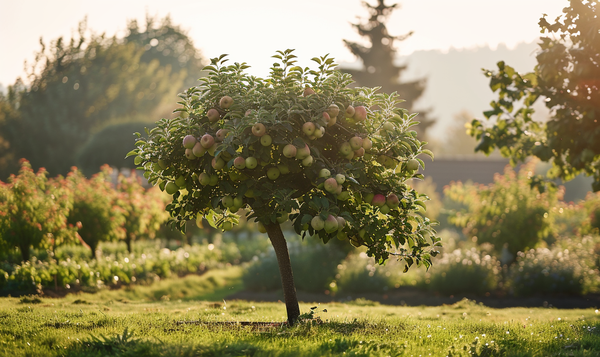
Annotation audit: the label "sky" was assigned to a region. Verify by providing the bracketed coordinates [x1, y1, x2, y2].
[0, 0, 568, 87]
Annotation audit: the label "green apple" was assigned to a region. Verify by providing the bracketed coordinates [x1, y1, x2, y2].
[301, 155, 314, 167]
[362, 138, 372, 150]
[257, 222, 267, 233]
[175, 175, 186, 188]
[193, 142, 206, 157]
[407, 159, 419, 171]
[158, 159, 168, 170]
[260, 134, 272, 146]
[212, 157, 225, 170]
[252, 123, 267, 137]
[296, 145, 310, 160]
[276, 212, 288, 224]
[382, 122, 395, 132]
[267, 167, 280, 180]
[209, 175, 218, 186]
[319, 168, 331, 178]
[311, 216, 324, 231]
[165, 182, 179, 194]
[222, 221, 233, 231]
[337, 191, 350, 201]
[324, 215, 339, 233]
[245, 156, 258, 169]
[336, 216, 346, 231]
[379, 204, 390, 214]
[233, 196, 244, 208]
[335, 174, 345, 185]
[185, 148, 196, 160]
[339, 142, 352, 156]
[327, 103, 340, 118]
[364, 193, 375, 204]
[277, 164, 290, 174]
[198, 173, 210, 186]
[337, 231, 348, 241]
[222, 196, 234, 208]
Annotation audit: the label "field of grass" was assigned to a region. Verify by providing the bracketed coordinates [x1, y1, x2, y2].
[1, 267, 600, 356]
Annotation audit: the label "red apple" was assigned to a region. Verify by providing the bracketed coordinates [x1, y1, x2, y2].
[200, 134, 215, 149]
[353, 106, 367, 121]
[354, 148, 365, 157]
[183, 135, 196, 149]
[193, 142, 207, 157]
[303, 87, 315, 96]
[372, 194, 386, 207]
[322, 112, 331, 124]
[327, 116, 337, 127]
[349, 136, 363, 150]
[302, 122, 315, 136]
[219, 95, 233, 109]
[324, 178, 338, 193]
[216, 129, 229, 141]
[362, 138, 373, 150]
[296, 144, 310, 160]
[345, 105, 355, 118]
[207, 108, 220, 122]
[386, 193, 400, 208]
[233, 156, 246, 170]
[283, 144, 297, 158]
[252, 123, 267, 137]
[327, 104, 340, 118]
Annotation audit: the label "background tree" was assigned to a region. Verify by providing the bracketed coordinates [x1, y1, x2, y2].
[341, 0, 435, 138]
[0, 160, 74, 262]
[132, 50, 440, 324]
[66, 166, 125, 258]
[469, 0, 600, 191]
[0, 17, 204, 178]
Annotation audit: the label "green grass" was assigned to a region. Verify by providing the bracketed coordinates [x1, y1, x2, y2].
[1, 266, 600, 356]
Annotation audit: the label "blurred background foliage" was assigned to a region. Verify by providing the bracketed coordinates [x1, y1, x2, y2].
[0, 16, 205, 178]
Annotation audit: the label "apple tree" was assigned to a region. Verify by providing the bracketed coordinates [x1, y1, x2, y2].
[469, 0, 600, 191]
[130, 50, 440, 324]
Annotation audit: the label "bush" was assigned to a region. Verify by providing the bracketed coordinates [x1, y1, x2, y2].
[428, 248, 501, 296]
[243, 236, 346, 293]
[445, 161, 562, 259]
[508, 238, 600, 296]
[335, 252, 392, 294]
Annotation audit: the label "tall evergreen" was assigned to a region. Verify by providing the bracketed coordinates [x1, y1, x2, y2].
[341, 0, 434, 137]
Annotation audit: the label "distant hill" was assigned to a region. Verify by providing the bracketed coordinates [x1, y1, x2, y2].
[341, 41, 549, 140]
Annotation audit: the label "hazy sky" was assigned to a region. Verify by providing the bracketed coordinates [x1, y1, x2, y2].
[0, 0, 568, 86]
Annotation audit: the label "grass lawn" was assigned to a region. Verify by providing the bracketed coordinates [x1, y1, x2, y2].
[1, 266, 600, 356]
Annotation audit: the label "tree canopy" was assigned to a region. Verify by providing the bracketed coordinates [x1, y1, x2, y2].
[469, 0, 600, 191]
[132, 50, 439, 323]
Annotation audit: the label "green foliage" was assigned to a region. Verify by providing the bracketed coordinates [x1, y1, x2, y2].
[133, 50, 439, 270]
[76, 122, 156, 176]
[243, 241, 346, 293]
[66, 166, 126, 257]
[428, 248, 501, 295]
[115, 173, 170, 252]
[1, 242, 234, 293]
[445, 162, 560, 257]
[0, 17, 202, 177]
[469, 0, 600, 191]
[0, 160, 75, 262]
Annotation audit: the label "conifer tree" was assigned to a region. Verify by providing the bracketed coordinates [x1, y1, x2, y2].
[342, 0, 435, 137]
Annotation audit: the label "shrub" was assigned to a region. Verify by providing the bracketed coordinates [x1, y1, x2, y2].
[428, 248, 501, 296]
[335, 252, 392, 294]
[508, 247, 588, 296]
[445, 161, 561, 259]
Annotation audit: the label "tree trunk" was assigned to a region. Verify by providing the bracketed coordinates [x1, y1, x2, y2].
[265, 223, 300, 325]
[19, 240, 30, 262]
[125, 237, 132, 254]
